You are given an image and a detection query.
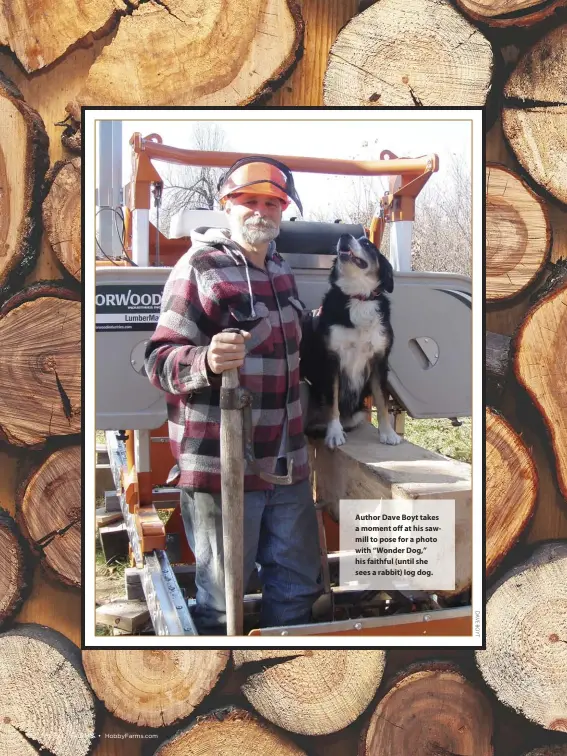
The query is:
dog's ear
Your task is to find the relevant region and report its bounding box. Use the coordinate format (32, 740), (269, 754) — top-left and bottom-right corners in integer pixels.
(329, 255), (339, 284)
(379, 253), (394, 293)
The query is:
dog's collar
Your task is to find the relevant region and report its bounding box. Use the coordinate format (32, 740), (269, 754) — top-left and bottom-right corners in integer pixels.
(352, 288), (382, 301)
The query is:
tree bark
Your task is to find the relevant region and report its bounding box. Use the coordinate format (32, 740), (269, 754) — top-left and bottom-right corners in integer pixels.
(60, 118), (82, 154)
(359, 660), (494, 755)
(476, 541), (567, 732)
(486, 408), (538, 576)
(0, 72), (49, 307)
(0, 0), (126, 72)
(241, 650), (386, 736)
(486, 164), (551, 302)
(522, 748), (567, 756)
(502, 24), (567, 207)
(81, 649), (229, 727)
(0, 507), (34, 630)
(0, 624), (97, 755)
(486, 331), (512, 399)
(513, 259), (567, 501)
(66, 0), (303, 117)
(155, 707), (307, 755)
(16, 445), (81, 588)
(43, 158), (82, 282)
(453, 0), (567, 27)
(0, 281), (81, 447)
(323, 0), (493, 107)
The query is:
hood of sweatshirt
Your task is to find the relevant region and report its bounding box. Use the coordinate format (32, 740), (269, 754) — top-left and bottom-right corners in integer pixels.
(189, 226), (277, 319)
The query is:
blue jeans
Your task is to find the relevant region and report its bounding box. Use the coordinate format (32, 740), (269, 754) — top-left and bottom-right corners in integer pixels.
(179, 458), (322, 634)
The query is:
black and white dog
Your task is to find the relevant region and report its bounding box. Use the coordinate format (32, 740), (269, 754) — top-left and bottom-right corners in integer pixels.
(300, 234), (402, 448)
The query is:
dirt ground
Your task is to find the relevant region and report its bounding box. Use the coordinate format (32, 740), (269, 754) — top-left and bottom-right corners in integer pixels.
(95, 564), (125, 606)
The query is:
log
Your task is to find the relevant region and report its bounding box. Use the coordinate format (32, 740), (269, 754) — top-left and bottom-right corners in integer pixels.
(476, 542), (567, 732)
(0, 507), (34, 630)
(323, 0), (493, 107)
(81, 649), (229, 727)
(514, 258), (567, 501)
(502, 24), (567, 207)
(0, 72), (49, 307)
(220, 361), (245, 636)
(486, 164), (551, 302)
(43, 158), (81, 282)
(16, 445), (81, 588)
(0, 282), (81, 446)
(486, 408), (538, 576)
(486, 331), (512, 399)
(0, 0), (125, 72)
(0, 623), (97, 755)
(453, 0), (567, 27)
(233, 650), (309, 669)
(155, 707), (307, 755)
(241, 650), (386, 735)
(359, 661), (494, 755)
(66, 0), (304, 117)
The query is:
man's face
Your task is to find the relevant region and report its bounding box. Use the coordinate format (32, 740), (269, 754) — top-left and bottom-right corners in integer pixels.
(225, 193), (283, 245)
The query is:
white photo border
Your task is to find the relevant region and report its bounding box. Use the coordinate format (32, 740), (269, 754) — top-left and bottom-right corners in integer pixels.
(84, 108), (483, 648)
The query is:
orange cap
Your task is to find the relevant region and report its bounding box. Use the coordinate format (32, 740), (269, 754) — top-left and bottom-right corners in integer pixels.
(218, 161), (291, 209)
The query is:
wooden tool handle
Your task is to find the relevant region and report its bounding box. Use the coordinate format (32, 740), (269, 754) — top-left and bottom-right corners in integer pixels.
(220, 363), (245, 636)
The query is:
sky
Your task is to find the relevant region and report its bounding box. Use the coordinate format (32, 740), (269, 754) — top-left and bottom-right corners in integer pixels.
(114, 117), (472, 222)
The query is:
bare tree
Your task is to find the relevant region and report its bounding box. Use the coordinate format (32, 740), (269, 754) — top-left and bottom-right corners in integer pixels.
(150, 123), (229, 236)
(411, 152), (471, 276)
(304, 144), (471, 277)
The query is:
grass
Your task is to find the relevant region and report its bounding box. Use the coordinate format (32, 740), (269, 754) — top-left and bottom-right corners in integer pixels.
(95, 519), (129, 637)
(371, 411), (472, 464)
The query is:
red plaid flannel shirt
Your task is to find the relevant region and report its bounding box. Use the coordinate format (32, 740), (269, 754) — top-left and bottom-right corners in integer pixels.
(144, 228), (310, 492)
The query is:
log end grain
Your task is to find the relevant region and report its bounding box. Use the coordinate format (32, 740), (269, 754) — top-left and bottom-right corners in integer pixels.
(66, 0), (305, 118)
(486, 163), (551, 302)
(0, 508), (34, 630)
(241, 649), (386, 736)
(502, 25), (567, 207)
(82, 649), (230, 727)
(16, 445), (82, 587)
(323, 0), (493, 107)
(43, 158), (81, 281)
(0, 624), (97, 756)
(476, 542), (567, 731)
(0, 71), (49, 307)
(360, 660), (494, 756)
(155, 706), (307, 755)
(486, 407), (538, 576)
(0, 284), (81, 446)
(512, 263), (567, 501)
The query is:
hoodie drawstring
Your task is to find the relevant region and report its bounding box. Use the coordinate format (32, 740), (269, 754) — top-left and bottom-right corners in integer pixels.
(244, 260), (256, 319)
(236, 240), (275, 319)
(189, 228), (276, 320)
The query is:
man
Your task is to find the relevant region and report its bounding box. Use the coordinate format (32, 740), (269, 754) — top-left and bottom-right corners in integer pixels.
(144, 156), (322, 635)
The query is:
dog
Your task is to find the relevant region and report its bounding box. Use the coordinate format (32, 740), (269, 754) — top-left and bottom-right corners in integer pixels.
(300, 233), (402, 449)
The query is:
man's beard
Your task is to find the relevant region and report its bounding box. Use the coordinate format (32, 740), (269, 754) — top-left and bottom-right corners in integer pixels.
(240, 217), (280, 245)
